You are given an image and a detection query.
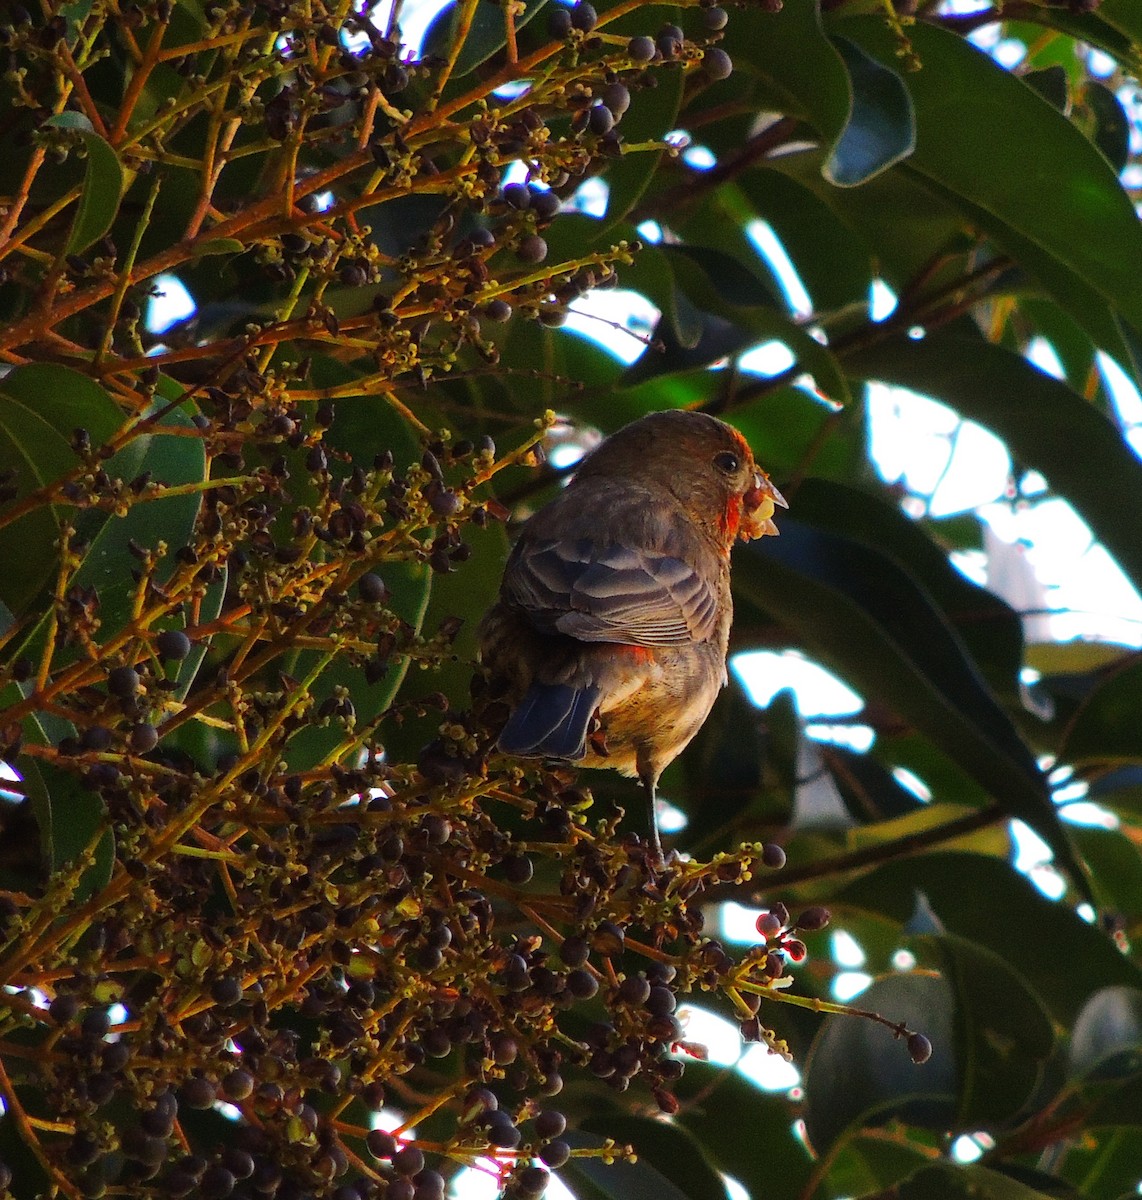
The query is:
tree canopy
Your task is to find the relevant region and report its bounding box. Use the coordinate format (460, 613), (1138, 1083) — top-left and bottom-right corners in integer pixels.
(2, 1), (1142, 1199)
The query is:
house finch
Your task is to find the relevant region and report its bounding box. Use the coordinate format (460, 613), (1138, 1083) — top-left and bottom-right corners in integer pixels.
(480, 410), (785, 863)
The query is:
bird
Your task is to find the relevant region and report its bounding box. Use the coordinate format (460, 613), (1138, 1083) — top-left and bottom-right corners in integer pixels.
(479, 410), (786, 864)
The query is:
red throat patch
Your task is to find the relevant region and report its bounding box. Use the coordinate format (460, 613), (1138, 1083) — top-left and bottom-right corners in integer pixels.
(718, 493), (743, 543)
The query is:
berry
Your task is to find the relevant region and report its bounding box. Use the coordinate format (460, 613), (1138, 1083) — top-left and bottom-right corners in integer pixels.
(108, 665), (140, 697)
(366, 1129), (397, 1160)
(703, 47), (733, 79)
(908, 1032), (933, 1064)
(548, 6), (572, 36)
(796, 905), (831, 932)
(393, 1145), (425, 1176)
(703, 5), (728, 29)
(761, 842), (787, 869)
(502, 182), (531, 209)
(358, 572), (387, 603)
(539, 1138), (571, 1168)
(517, 234), (548, 264)
(602, 82), (631, 117)
(129, 722), (159, 754)
(570, 2), (597, 30)
(588, 105), (614, 135)
(534, 1109), (566, 1139)
(156, 629), (192, 660)
(628, 35), (655, 61)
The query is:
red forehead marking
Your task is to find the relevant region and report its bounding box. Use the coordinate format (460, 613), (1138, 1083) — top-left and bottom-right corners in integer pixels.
(729, 427), (751, 460)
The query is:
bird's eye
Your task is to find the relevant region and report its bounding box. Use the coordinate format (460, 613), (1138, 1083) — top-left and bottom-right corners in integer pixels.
(714, 451), (740, 474)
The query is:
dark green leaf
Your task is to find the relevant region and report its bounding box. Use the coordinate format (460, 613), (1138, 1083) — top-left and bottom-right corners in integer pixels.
(918, 933), (1056, 1128)
(1081, 81), (1131, 174)
(23, 758), (114, 905)
(576, 1117), (729, 1200)
(824, 35), (916, 187)
(44, 112), (125, 255)
(822, 744), (926, 822)
(0, 365), (123, 615)
(674, 676), (769, 853)
(70, 412), (206, 644)
(645, 244), (852, 404)
(837, 853), (1142, 1024)
(673, 1062), (813, 1198)
(1023, 66), (1069, 112)
(900, 1162), (1065, 1200)
(832, 17), (1142, 336)
(735, 520), (1086, 893)
(786, 478), (1025, 703)
(736, 170), (871, 314)
(802, 971), (957, 1155)
(423, 0), (550, 77)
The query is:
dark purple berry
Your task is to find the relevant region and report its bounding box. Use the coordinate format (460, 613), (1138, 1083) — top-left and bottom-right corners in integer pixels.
(570, 2), (597, 30)
(908, 1032), (933, 1064)
(628, 35), (655, 61)
(703, 47), (733, 79)
(547, 7), (572, 36)
(517, 234), (548, 263)
(534, 1110), (566, 1139)
(156, 629), (192, 661)
(502, 182), (530, 209)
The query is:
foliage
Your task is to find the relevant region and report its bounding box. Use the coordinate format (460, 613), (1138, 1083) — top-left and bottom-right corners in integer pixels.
(1, 1), (1141, 1199)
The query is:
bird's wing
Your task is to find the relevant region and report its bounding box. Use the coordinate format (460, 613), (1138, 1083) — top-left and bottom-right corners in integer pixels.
(502, 537), (719, 646)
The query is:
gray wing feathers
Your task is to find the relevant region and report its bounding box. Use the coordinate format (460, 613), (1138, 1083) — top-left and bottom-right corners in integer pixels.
(503, 538), (717, 646)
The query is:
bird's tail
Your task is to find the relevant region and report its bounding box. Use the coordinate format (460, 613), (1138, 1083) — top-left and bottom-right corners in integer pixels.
(497, 683), (601, 760)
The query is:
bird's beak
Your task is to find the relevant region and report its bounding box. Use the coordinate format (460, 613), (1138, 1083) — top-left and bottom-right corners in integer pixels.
(740, 471), (787, 541)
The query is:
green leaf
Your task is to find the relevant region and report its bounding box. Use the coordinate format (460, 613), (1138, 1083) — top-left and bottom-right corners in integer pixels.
(574, 1117), (730, 1200)
(649, 244), (852, 404)
(0, 364), (123, 615)
(70, 411), (206, 644)
(844, 332), (1142, 603)
(786, 478), (1025, 703)
(1080, 81), (1131, 175)
(918, 934), (1056, 1128)
(23, 758), (114, 905)
(721, 0), (850, 148)
(735, 520), (1086, 893)
(1022, 66), (1069, 112)
(837, 853), (1142, 1024)
(45, 112), (125, 255)
(423, 0), (551, 77)
(824, 35), (916, 187)
(737, 170), (871, 314)
(900, 1162), (1066, 1200)
(673, 1062), (813, 1198)
(191, 236), (246, 258)
(802, 971), (957, 1155)
(828, 1133), (936, 1198)
(832, 17), (1142, 337)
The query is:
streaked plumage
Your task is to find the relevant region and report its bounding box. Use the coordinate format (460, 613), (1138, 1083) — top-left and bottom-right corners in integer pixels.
(480, 410), (784, 863)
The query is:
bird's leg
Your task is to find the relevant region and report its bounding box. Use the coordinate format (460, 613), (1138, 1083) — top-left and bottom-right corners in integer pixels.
(639, 770), (665, 870)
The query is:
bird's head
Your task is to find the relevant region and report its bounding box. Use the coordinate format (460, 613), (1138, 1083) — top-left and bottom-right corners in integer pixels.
(573, 410), (786, 548)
